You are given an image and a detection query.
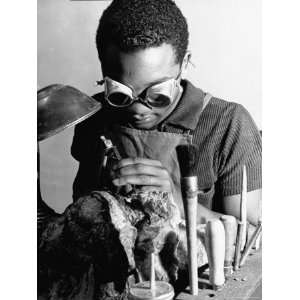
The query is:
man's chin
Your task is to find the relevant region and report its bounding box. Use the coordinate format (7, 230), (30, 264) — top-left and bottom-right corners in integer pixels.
(127, 120), (157, 130)
(125, 117), (159, 130)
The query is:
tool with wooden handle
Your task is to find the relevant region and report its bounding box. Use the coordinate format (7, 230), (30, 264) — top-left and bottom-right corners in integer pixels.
(205, 219), (226, 290)
(240, 165), (248, 251)
(233, 220), (244, 271)
(254, 231), (261, 250)
(233, 165), (248, 271)
(220, 215), (237, 277)
(128, 253), (174, 300)
(150, 252), (156, 295)
(240, 221), (262, 267)
(100, 135), (133, 195)
(176, 144), (199, 296)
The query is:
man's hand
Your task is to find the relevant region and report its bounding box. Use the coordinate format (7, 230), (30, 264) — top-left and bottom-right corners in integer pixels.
(110, 158), (173, 192)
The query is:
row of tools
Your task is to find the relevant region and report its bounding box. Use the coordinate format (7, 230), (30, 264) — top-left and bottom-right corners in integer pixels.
(177, 144), (262, 296)
(204, 209), (262, 292)
(128, 144), (262, 300)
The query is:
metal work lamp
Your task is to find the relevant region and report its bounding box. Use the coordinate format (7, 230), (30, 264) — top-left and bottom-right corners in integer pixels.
(37, 84), (101, 229)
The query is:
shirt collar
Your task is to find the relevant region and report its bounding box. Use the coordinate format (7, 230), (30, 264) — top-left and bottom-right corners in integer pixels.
(164, 79), (206, 130)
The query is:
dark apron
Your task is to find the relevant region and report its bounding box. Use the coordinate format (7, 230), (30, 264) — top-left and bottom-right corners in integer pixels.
(105, 125), (191, 217)
(104, 92), (213, 217)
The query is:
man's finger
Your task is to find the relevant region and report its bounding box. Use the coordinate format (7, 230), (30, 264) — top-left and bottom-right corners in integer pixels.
(112, 163), (169, 179)
(112, 158), (162, 170)
(112, 175), (172, 192)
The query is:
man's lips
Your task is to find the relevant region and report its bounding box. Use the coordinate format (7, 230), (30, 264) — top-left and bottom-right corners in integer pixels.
(131, 114), (153, 123)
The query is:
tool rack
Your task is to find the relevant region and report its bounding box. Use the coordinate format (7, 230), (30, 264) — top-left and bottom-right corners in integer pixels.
(176, 249), (261, 300)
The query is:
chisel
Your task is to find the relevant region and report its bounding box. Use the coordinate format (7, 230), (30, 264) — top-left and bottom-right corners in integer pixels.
(240, 221), (262, 267)
(240, 165), (248, 251)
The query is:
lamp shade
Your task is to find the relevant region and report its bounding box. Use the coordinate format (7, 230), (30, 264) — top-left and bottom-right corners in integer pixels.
(37, 84), (101, 141)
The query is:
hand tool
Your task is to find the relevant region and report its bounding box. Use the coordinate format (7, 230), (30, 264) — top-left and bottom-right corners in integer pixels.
(239, 221), (262, 267)
(150, 252), (156, 295)
(100, 135), (133, 195)
(240, 165), (248, 251)
(233, 220), (244, 271)
(128, 253), (174, 300)
(205, 219), (226, 290)
(176, 144), (199, 295)
(233, 166), (248, 270)
(220, 215), (237, 277)
(254, 232), (261, 250)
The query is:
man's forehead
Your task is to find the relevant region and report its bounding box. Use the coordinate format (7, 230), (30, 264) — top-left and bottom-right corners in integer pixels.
(101, 43), (180, 92)
(102, 43), (178, 66)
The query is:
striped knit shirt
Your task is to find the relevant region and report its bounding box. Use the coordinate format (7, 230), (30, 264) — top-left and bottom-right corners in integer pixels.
(71, 80), (262, 211)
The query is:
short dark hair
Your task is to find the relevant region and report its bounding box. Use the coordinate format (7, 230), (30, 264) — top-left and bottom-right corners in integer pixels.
(96, 0), (189, 64)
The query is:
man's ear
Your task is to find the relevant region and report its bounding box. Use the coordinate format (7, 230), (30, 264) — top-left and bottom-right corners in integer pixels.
(180, 51), (192, 78)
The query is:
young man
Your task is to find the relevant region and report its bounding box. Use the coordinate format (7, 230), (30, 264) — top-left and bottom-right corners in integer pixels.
(72, 0), (261, 226)
(38, 1), (261, 298)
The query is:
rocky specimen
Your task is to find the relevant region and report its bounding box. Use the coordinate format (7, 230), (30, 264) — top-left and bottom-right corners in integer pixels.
(38, 190), (207, 300)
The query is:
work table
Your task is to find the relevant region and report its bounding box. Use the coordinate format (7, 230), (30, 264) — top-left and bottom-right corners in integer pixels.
(176, 248), (261, 300)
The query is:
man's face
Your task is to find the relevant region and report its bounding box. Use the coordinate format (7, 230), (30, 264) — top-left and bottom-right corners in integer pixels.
(101, 43), (182, 129)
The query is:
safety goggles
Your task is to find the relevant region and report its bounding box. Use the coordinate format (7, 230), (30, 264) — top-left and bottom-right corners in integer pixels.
(100, 74), (182, 108)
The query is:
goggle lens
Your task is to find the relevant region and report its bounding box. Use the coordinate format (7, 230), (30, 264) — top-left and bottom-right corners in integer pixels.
(146, 94), (171, 107)
(107, 93), (132, 107)
(103, 77), (179, 108)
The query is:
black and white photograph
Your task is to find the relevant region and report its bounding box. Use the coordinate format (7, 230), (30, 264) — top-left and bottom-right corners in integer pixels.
(36, 1), (262, 299)
(4, 0), (300, 299)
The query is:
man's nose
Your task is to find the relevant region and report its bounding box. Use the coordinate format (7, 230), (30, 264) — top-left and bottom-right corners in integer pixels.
(127, 101), (152, 114)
